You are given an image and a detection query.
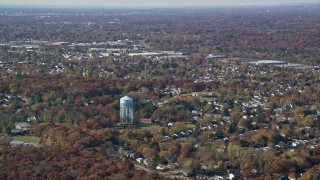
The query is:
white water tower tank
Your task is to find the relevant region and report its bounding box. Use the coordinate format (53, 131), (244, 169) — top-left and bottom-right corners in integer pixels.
(120, 96), (133, 124)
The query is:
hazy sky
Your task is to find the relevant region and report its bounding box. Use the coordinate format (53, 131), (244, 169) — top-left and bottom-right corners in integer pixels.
(1, 0), (319, 7)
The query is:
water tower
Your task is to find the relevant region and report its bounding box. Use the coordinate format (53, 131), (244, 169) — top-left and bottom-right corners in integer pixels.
(120, 96), (133, 124)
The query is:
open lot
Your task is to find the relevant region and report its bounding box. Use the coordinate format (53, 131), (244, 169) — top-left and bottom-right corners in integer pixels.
(135, 124), (163, 131)
(12, 136), (40, 145)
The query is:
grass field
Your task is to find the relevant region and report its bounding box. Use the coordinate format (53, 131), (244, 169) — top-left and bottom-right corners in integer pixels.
(135, 124), (163, 131)
(186, 123), (196, 129)
(115, 122), (195, 132)
(136, 122), (195, 131)
(200, 96), (217, 102)
(12, 136), (40, 145)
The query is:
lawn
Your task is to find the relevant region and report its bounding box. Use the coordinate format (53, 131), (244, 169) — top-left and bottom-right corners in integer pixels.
(186, 123), (196, 129)
(135, 124), (163, 131)
(200, 96), (217, 102)
(136, 122), (195, 131)
(12, 136), (40, 145)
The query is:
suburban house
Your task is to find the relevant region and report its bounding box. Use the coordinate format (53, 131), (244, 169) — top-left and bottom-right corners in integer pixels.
(15, 122), (31, 130)
(11, 122), (31, 135)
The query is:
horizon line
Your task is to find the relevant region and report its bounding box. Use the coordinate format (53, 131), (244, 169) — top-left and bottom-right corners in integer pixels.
(0, 2), (319, 9)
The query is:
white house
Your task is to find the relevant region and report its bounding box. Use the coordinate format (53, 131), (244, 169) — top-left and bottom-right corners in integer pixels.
(136, 158), (144, 164)
(15, 122), (30, 130)
(229, 173), (235, 179)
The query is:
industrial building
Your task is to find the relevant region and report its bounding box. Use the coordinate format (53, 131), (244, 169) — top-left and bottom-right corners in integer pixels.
(249, 60), (288, 65)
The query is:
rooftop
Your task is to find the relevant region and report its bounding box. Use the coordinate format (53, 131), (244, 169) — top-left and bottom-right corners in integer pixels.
(121, 95), (133, 101)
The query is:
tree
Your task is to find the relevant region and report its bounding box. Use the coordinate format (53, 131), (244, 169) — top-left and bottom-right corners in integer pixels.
(203, 104), (213, 114)
(183, 160), (196, 177)
(227, 142), (243, 164)
(228, 122), (238, 134)
(170, 122), (187, 134)
(180, 143), (193, 158)
(270, 134), (285, 145)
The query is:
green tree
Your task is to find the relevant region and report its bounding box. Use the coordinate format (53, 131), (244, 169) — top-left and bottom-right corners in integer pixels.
(228, 122), (238, 134)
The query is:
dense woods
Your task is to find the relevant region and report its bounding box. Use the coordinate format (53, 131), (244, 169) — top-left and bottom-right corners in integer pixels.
(0, 125), (165, 179)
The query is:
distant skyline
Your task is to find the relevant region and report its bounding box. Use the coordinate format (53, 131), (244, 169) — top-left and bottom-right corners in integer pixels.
(1, 0), (319, 7)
